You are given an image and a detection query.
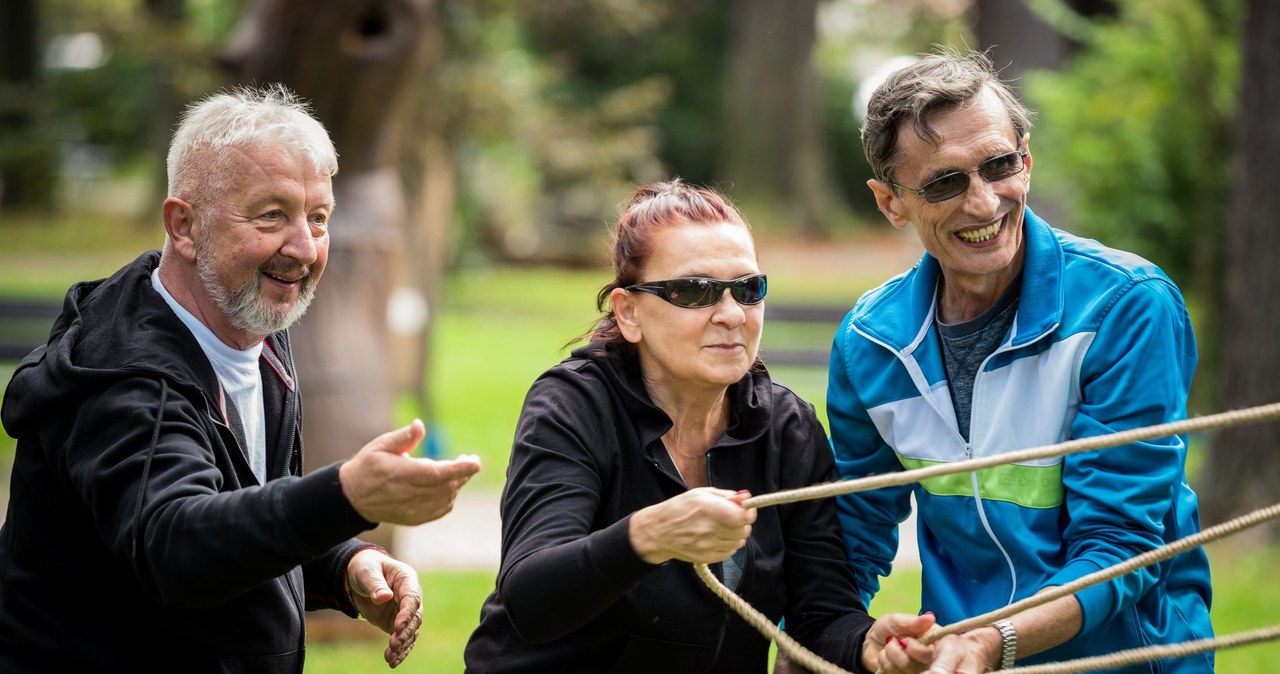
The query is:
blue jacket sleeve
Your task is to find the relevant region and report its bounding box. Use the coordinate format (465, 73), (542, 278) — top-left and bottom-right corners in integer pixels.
(1048, 277), (1198, 633)
(827, 315), (914, 608)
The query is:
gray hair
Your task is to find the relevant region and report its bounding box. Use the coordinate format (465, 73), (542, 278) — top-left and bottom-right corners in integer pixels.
(166, 84), (338, 203)
(861, 48), (1034, 186)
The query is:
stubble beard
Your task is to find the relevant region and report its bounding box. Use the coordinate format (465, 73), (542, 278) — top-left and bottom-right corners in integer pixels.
(196, 235), (318, 338)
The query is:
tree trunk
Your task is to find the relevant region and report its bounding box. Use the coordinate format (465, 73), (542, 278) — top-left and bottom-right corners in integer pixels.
(1199, 0), (1280, 530)
(220, 0), (438, 549)
(0, 0), (57, 210)
(142, 0), (188, 215)
(718, 0), (826, 235)
(973, 0), (1072, 80)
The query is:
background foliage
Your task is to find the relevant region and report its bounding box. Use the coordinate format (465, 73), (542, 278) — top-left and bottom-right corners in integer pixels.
(3, 0), (1277, 670)
(1024, 0), (1241, 344)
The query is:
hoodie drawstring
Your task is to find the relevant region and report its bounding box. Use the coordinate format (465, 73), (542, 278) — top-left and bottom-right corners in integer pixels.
(130, 378), (168, 561)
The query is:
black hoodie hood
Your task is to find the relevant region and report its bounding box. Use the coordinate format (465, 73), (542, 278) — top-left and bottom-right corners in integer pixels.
(2, 251), (220, 439)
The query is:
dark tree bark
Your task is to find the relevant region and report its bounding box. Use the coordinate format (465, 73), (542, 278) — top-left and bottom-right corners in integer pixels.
(1199, 0), (1280, 530)
(973, 0), (1072, 82)
(718, 0), (826, 236)
(0, 0), (57, 210)
(220, 0), (438, 549)
(142, 0), (188, 209)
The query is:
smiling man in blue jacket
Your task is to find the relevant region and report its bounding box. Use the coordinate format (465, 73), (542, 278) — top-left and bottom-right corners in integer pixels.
(827, 50), (1213, 673)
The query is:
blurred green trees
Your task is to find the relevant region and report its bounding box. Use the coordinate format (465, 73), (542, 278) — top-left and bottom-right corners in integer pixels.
(3, 0), (1267, 417)
(1022, 0), (1243, 414)
(1024, 0), (1242, 298)
(1, 0), (972, 250)
(0, 0), (240, 212)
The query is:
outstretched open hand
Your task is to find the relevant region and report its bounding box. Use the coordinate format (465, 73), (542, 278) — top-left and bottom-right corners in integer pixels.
(340, 419), (482, 526)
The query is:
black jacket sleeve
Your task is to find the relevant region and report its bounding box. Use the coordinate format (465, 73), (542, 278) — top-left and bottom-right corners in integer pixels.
(61, 376), (374, 608)
(773, 392), (876, 669)
(494, 373), (659, 642)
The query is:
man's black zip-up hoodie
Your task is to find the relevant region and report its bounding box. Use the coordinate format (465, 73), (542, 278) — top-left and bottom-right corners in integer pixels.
(464, 343), (875, 673)
(0, 251), (376, 673)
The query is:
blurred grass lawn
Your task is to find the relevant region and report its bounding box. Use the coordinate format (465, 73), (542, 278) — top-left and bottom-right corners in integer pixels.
(0, 217), (1276, 671)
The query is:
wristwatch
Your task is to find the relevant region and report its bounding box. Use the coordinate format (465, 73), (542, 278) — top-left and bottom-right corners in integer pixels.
(992, 619), (1017, 670)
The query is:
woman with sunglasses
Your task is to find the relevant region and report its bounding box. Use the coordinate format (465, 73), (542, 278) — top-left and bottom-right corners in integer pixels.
(464, 180), (932, 673)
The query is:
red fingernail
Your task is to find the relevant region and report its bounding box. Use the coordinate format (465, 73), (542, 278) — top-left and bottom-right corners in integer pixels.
(885, 636), (894, 645)
(924, 610), (935, 616)
(898, 638), (909, 649)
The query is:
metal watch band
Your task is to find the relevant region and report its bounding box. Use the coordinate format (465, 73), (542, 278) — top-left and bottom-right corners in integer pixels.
(992, 619), (1017, 670)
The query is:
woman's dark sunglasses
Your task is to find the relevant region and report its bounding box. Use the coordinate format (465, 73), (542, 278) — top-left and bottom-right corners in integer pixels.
(625, 274), (768, 309)
(889, 150), (1028, 203)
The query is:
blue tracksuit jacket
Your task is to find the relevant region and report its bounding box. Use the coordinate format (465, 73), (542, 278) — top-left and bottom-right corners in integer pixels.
(827, 207), (1213, 672)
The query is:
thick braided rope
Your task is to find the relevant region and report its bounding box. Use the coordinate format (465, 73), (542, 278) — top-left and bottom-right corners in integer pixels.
(925, 502), (1280, 641)
(697, 503), (1280, 674)
(1003, 624), (1280, 674)
(693, 562), (854, 674)
(690, 401), (1280, 673)
(741, 402), (1280, 510)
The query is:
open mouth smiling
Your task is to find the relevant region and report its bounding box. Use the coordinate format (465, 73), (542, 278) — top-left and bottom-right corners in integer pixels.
(955, 213), (1006, 244)
(262, 269), (308, 286)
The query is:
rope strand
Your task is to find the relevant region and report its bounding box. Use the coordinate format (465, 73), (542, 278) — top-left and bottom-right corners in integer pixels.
(742, 402), (1280, 510)
(925, 502), (1280, 641)
(1003, 625), (1280, 674)
(694, 563), (855, 674)
(688, 401), (1280, 674)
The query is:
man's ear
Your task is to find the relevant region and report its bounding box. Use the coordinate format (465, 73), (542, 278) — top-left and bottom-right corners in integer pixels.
(1021, 133), (1033, 189)
(163, 197), (199, 262)
(867, 179), (911, 230)
(611, 287), (643, 344)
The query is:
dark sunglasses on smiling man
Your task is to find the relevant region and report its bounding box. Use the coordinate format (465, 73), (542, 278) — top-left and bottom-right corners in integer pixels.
(625, 274), (768, 309)
(888, 150), (1028, 203)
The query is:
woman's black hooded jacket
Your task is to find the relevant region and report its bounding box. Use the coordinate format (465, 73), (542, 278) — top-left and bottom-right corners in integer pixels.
(464, 343), (875, 673)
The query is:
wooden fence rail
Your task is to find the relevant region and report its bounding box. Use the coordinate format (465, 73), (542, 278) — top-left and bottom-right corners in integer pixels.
(0, 298), (61, 361)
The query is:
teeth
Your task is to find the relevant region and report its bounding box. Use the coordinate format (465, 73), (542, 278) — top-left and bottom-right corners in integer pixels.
(264, 268), (307, 283)
(956, 220), (1001, 243)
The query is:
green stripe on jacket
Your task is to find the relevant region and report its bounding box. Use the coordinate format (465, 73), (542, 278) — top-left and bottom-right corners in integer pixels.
(899, 457), (1064, 508)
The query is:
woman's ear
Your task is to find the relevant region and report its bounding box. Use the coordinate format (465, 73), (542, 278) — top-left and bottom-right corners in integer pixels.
(611, 287), (643, 344)
(163, 197), (200, 262)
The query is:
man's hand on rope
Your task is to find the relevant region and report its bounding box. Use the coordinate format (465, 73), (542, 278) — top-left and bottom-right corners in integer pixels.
(862, 612), (938, 673)
(629, 488), (757, 565)
(907, 627), (1002, 674)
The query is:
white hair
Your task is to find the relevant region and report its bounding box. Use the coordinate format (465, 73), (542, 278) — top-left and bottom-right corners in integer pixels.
(166, 84), (338, 202)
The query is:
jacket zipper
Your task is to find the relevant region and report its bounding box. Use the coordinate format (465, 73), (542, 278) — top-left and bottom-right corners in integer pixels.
(968, 344), (1020, 605)
(853, 282), (1064, 611)
(279, 331), (306, 665)
(706, 449), (730, 666)
(280, 332), (299, 479)
(970, 467), (1019, 604)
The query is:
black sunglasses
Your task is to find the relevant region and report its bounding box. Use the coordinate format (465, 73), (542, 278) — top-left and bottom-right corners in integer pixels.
(625, 274), (768, 309)
(889, 150), (1028, 203)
